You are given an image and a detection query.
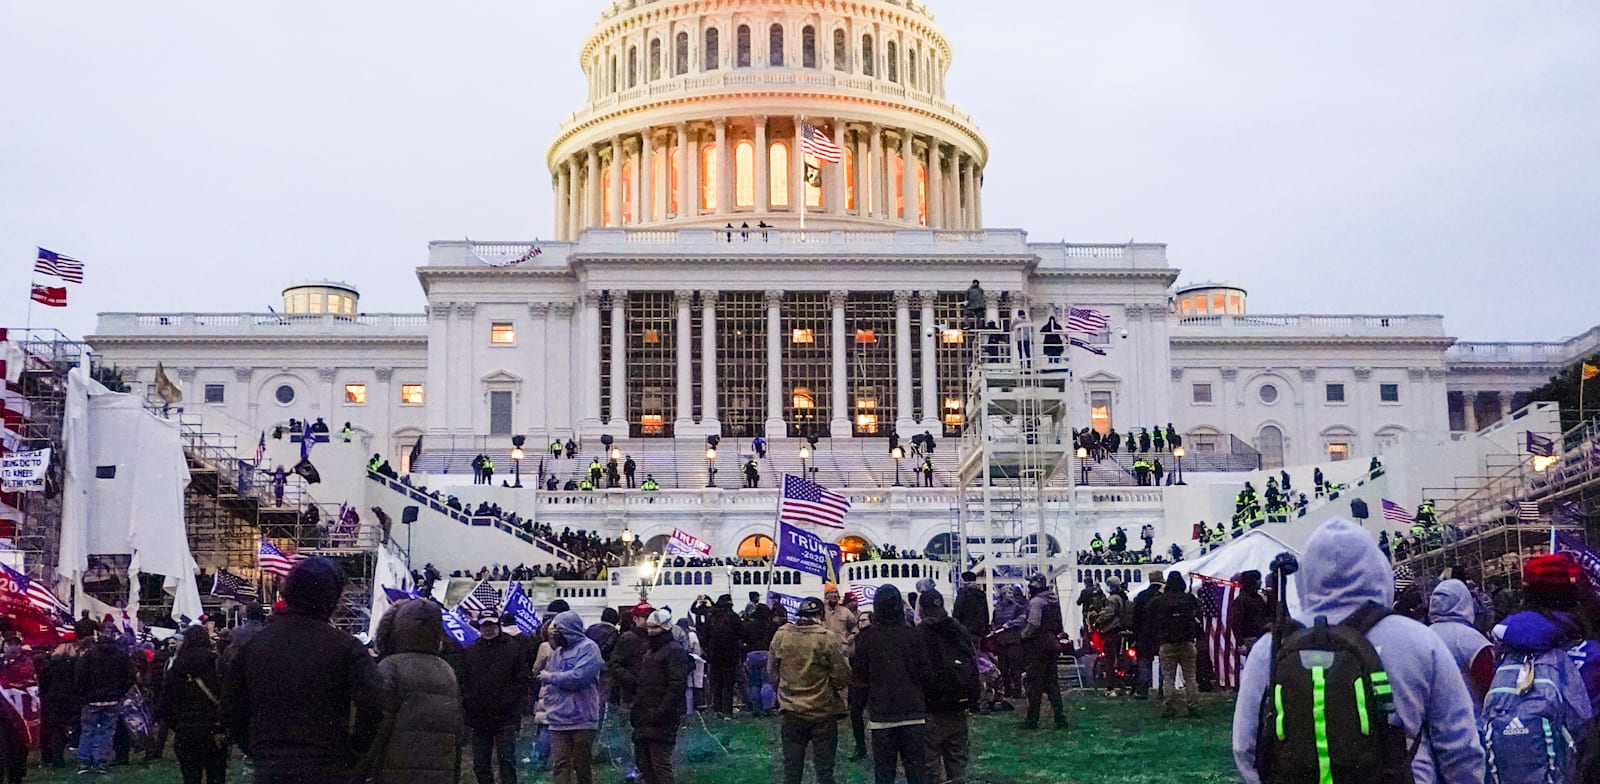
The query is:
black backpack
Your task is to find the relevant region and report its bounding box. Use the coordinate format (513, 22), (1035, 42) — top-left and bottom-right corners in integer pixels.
(1255, 603), (1421, 784)
(923, 623), (981, 710)
(1159, 595), (1200, 645)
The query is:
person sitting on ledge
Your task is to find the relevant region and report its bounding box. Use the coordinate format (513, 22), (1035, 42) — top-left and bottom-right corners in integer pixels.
(641, 475), (660, 492)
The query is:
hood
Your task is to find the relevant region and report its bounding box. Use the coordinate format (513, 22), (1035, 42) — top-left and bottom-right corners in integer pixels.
(1496, 610), (1582, 653)
(282, 557), (346, 620)
(1297, 518), (1392, 624)
(1428, 580), (1476, 627)
(1032, 589), (1059, 604)
(874, 584), (907, 625)
(550, 610), (587, 640)
(379, 599), (445, 655)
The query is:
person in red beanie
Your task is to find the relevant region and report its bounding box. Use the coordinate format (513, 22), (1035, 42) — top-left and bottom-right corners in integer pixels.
(1492, 553), (1600, 716)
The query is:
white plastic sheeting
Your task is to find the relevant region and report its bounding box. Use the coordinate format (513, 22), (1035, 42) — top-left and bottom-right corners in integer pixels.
(61, 368), (203, 623)
(366, 539), (414, 642)
(1168, 529), (1304, 617)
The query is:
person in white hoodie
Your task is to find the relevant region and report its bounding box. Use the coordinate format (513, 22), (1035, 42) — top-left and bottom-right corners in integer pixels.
(1232, 518), (1484, 784)
(1426, 579), (1494, 714)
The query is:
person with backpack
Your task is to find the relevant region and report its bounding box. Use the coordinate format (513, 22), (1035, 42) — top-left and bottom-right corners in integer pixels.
(1426, 579), (1494, 714)
(1129, 570), (1166, 700)
(158, 626), (228, 784)
(769, 597), (851, 784)
(1020, 573), (1067, 730)
(853, 585), (935, 784)
(1232, 518), (1484, 784)
(917, 589), (979, 784)
(1482, 554), (1600, 783)
(1148, 572), (1202, 719)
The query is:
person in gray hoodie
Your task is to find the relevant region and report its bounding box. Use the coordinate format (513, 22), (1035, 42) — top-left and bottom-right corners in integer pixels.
(1427, 579), (1494, 714)
(1231, 518), (1485, 784)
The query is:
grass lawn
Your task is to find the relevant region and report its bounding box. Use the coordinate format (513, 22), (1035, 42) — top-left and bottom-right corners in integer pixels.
(26, 693), (1237, 784)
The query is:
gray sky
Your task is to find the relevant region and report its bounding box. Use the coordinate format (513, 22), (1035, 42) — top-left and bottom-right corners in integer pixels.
(2, 1), (1596, 343)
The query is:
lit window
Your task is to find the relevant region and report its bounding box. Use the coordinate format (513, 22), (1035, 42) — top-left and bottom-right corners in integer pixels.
(943, 398), (963, 428)
(735, 140), (755, 207)
(491, 322), (516, 345)
(344, 384), (367, 405)
(1380, 383), (1400, 403)
(792, 388), (815, 409)
(641, 414), (665, 435)
(770, 142), (789, 207)
(701, 145), (718, 210)
(855, 329), (876, 344)
(643, 328), (661, 344)
(1212, 294), (1225, 312)
(1090, 391), (1113, 434)
(1180, 299), (1194, 315)
(940, 328), (965, 344)
(400, 384), (424, 405)
(1326, 383), (1346, 403)
(1228, 295), (1241, 313)
(204, 384), (225, 404)
(855, 413), (879, 433)
(791, 328), (815, 344)
(1192, 383), (1213, 404)
(1327, 442), (1350, 462)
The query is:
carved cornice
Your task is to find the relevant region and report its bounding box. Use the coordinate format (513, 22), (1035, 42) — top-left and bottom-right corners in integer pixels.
(233, 366), (253, 383)
(828, 290), (849, 309)
(1353, 367), (1373, 380)
(765, 289), (785, 307)
(317, 366), (337, 381)
(674, 289), (696, 306)
(430, 302), (454, 318)
(550, 301), (577, 318)
(701, 290), (720, 307)
(1299, 367), (1317, 381)
(375, 366), (394, 382)
(174, 366), (196, 381)
(1220, 367), (1239, 381)
(1408, 367), (1428, 380)
(1170, 367), (1184, 381)
(893, 290), (913, 308)
(530, 303), (551, 319)
(454, 302), (477, 318)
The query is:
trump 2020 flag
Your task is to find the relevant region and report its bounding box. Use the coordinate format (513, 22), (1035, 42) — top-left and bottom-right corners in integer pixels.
(441, 605), (480, 646)
(1554, 531), (1600, 588)
(774, 520), (842, 581)
(767, 592), (805, 620)
(503, 581), (541, 635)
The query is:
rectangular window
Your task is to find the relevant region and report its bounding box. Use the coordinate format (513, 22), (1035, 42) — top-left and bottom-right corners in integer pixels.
(490, 322), (516, 345)
(1325, 383), (1346, 403)
(1192, 383), (1213, 404)
(1380, 383), (1400, 403)
(791, 328), (815, 344)
(1327, 442), (1350, 462)
(855, 328), (876, 344)
(400, 384), (424, 405)
(489, 390), (512, 435)
(1089, 391), (1113, 434)
(344, 384), (368, 405)
(203, 384), (225, 404)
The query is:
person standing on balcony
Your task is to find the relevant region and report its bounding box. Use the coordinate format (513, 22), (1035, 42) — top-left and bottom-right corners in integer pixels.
(1010, 309), (1033, 367)
(551, 439), (564, 460)
(623, 455), (637, 489)
(963, 281), (985, 327)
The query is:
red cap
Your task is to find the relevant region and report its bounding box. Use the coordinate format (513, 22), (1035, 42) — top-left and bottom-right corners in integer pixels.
(632, 601), (654, 617)
(1524, 554), (1584, 598)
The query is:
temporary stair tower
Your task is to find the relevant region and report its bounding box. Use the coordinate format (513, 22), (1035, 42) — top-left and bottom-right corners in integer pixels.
(955, 328), (1075, 601)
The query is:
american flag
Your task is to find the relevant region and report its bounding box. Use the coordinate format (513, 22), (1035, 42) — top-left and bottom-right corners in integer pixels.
(1393, 563), (1416, 592)
(34, 248), (85, 284)
(1064, 307), (1110, 335)
(1527, 431), (1556, 458)
(456, 580), (502, 617)
(1196, 575), (1241, 689)
(253, 432), (266, 467)
(258, 539), (300, 577)
(848, 583), (879, 605)
(780, 474), (851, 529)
(210, 569), (258, 602)
(1068, 336), (1107, 357)
(1381, 499), (1410, 524)
(800, 123), (843, 163)
(1518, 501), (1541, 523)
(0, 562), (69, 617)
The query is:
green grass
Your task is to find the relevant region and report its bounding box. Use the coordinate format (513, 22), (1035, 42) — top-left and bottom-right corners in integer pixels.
(28, 694), (1237, 784)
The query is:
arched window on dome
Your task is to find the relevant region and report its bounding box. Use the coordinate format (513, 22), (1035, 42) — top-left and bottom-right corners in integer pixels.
(833, 29), (847, 71)
(620, 158), (634, 224)
(892, 155), (904, 218)
(609, 55), (618, 93)
(917, 161), (927, 226)
(704, 28), (720, 71)
(807, 151), (823, 209)
(886, 41), (898, 83)
(601, 164), (613, 226)
(908, 47), (918, 88)
(769, 141), (789, 208)
(736, 25), (751, 68)
(669, 146), (680, 216)
(701, 144), (718, 211)
(861, 34), (875, 77)
(769, 24), (784, 67)
(649, 38), (662, 81)
(802, 26), (817, 69)
(844, 145), (856, 211)
(675, 32), (689, 75)
(628, 45), (638, 88)
(735, 140), (755, 208)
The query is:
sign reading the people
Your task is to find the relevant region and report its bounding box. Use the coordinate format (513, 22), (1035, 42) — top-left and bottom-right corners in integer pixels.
(775, 521), (842, 581)
(0, 448), (49, 493)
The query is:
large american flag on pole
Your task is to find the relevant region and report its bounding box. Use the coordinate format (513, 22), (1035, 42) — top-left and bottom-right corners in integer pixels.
(800, 123), (843, 163)
(258, 539), (300, 577)
(1065, 307), (1111, 335)
(1196, 575), (1242, 689)
(1518, 501), (1542, 523)
(1381, 499), (1410, 524)
(0, 562), (68, 617)
(780, 474), (851, 529)
(456, 580), (502, 619)
(34, 248), (85, 284)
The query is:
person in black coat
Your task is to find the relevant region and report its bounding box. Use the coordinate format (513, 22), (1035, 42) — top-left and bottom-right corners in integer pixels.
(701, 595), (743, 715)
(951, 572), (990, 640)
(74, 620), (135, 774)
(36, 638), (82, 769)
(159, 626), (228, 784)
(458, 617), (532, 784)
(853, 585), (935, 784)
(607, 605), (653, 707)
(1129, 571), (1166, 699)
(222, 557), (384, 784)
(631, 610), (690, 784)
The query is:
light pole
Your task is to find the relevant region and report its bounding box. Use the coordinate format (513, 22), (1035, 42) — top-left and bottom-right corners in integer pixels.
(891, 445), (905, 487)
(621, 528), (635, 566)
(1076, 446), (1090, 485)
(705, 446), (718, 487)
(510, 435), (525, 488)
(1173, 446), (1187, 485)
(799, 444), (811, 481)
(637, 556), (657, 601)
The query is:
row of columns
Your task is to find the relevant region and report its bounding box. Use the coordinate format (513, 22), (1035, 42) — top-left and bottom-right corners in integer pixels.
(586, 289), (980, 436)
(554, 119), (984, 240)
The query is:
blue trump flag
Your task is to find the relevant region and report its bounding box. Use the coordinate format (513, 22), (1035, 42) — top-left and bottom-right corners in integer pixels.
(384, 586), (421, 603)
(504, 581), (541, 634)
(1554, 531), (1600, 588)
(441, 605), (480, 645)
(768, 592), (806, 620)
(774, 520), (842, 581)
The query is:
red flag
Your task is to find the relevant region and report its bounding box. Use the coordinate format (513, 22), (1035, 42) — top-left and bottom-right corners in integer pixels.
(28, 285), (65, 308)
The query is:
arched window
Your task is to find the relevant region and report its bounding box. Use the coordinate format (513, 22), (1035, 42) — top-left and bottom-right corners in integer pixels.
(675, 31), (689, 75)
(649, 38), (662, 81)
(833, 29), (847, 71)
(925, 532), (956, 561)
(609, 55), (618, 92)
(916, 161), (927, 225)
(704, 28), (720, 71)
(769, 141), (789, 207)
(839, 535), (871, 562)
(769, 24), (784, 66)
(844, 145), (856, 211)
(908, 47), (918, 88)
(701, 144), (718, 211)
(738, 534), (774, 559)
(802, 26), (817, 68)
(892, 154), (904, 218)
(735, 140), (755, 208)
(669, 147), (680, 216)
(1259, 425), (1285, 470)
(628, 45), (638, 87)
(861, 35), (875, 76)
(736, 25), (752, 68)
(807, 149), (823, 208)
(601, 164), (613, 225)
(620, 158), (634, 224)
(886, 41), (898, 82)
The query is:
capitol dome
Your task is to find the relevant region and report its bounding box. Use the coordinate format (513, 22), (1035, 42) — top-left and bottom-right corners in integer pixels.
(548, 0), (989, 239)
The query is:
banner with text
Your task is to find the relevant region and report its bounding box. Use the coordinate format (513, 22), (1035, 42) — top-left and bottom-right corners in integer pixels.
(774, 521), (842, 581)
(667, 527), (713, 558)
(768, 592), (805, 620)
(0, 448), (49, 493)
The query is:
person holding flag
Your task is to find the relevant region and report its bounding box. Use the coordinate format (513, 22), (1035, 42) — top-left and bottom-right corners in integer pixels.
(459, 611), (531, 784)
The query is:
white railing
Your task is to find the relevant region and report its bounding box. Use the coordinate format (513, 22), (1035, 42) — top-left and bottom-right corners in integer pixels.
(1173, 314), (1447, 337)
(560, 227), (1029, 256)
(97, 312), (429, 337)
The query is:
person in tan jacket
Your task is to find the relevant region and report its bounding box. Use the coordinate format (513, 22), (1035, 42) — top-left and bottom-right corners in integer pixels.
(768, 597), (851, 784)
(822, 584), (859, 657)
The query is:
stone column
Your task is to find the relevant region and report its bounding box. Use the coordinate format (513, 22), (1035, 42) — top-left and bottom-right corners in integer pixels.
(927, 141), (943, 229)
(556, 165), (571, 241)
(581, 291), (603, 427)
(529, 303), (550, 438)
(869, 125), (885, 219)
(675, 124), (689, 219)
(790, 117), (805, 217)
(548, 301), (575, 436)
(765, 290), (785, 438)
(674, 290), (694, 430)
(585, 147), (601, 230)
(830, 290), (851, 437)
(919, 290), (938, 426)
(894, 290), (914, 432)
(701, 291), (719, 429)
(714, 119), (730, 216)
(609, 291), (628, 429)
(961, 159), (976, 229)
(830, 120), (847, 215)
(1463, 392), (1478, 433)
(973, 165), (983, 226)
(607, 137), (623, 227)
(946, 147), (961, 229)
(984, 291), (1000, 326)
(901, 130), (919, 225)
(686, 125), (700, 218)
(568, 159), (583, 239)
(754, 115), (769, 213)
(638, 131), (653, 224)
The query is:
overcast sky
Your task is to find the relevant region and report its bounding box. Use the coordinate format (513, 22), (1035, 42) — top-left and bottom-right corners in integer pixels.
(2, 1), (1596, 343)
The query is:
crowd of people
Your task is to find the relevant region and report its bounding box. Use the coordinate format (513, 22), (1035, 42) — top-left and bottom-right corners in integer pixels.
(1077, 524), (1184, 565)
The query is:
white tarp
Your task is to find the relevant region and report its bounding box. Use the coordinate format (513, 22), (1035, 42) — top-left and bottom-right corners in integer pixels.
(0, 448), (50, 493)
(1169, 529), (1304, 617)
(61, 368), (203, 623)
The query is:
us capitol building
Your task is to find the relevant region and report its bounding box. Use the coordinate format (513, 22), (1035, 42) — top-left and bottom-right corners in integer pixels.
(86, 0), (1598, 571)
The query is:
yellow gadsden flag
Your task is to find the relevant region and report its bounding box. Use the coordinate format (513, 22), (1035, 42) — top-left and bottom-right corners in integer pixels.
(154, 362), (183, 405)
(1584, 363), (1599, 381)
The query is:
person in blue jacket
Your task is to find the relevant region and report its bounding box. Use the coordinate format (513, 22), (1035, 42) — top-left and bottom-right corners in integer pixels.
(1231, 518), (1485, 784)
(539, 611), (603, 784)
